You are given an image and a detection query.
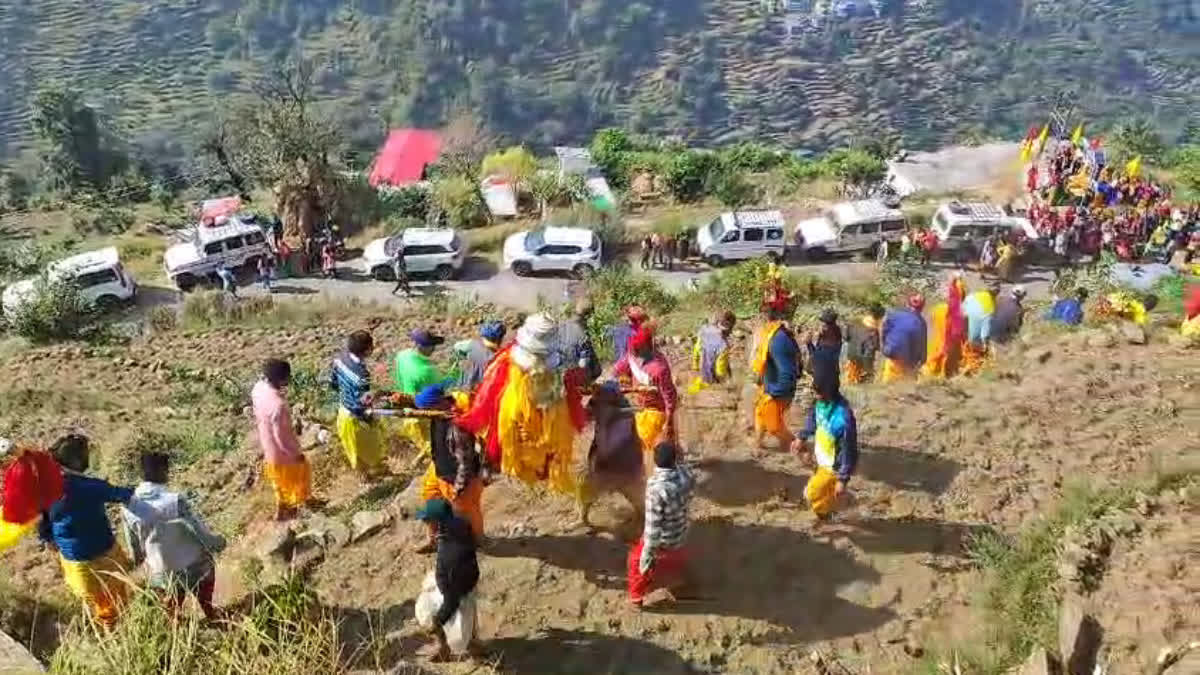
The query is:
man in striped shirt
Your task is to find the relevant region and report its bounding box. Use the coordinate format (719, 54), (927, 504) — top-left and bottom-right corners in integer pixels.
(330, 330), (386, 477)
(627, 441), (695, 607)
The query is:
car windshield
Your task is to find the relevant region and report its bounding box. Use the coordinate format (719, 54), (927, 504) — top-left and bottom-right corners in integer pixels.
(525, 229), (546, 251)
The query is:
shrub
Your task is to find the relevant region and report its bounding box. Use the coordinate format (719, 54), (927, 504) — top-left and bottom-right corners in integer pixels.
(481, 146), (538, 189)
(431, 175), (488, 229)
(70, 204), (135, 235)
(2, 275), (96, 342)
(380, 185), (430, 222)
(114, 425), (239, 481)
(179, 291), (276, 330)
(50, 576), (344, 675)
(664, 150), (721, 203)
(822, 148), (886, 186)
(590, 128), (633, 188)
(710, 168), (761, 213)
(719, 142), (784, 172)
(0, 240), (68, 282)
(584, 267), (678, 360)
(0, 170), (32, 213)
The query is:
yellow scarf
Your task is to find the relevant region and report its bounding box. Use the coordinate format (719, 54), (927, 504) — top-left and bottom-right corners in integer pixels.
(751, 322), (783, 378)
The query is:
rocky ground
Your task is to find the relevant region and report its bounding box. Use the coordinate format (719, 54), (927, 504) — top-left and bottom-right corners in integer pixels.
(1, 304), (1197, 674)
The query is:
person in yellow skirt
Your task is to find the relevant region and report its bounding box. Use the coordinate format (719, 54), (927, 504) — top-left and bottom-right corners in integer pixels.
(923, 275), (966, 379)
(614, 324), (679, 456)
(251, 358), (319, 520)
(688, 311), (735, 394)
(880, 295), (928, 383)
(331, 331), (386, 478)
(796, 372), (859, 527)
(413, 383), (485, 551)
(961, 284), (999, 376)
(38, 435), (135, 627)
(456, 313), (587, 497)
(751, 281), (802, 451)
(843, 304), (884, 384)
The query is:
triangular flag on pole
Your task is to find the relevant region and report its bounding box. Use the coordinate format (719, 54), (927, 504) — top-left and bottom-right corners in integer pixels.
(1125, 156), (1142, 178)
(1071, 124), (1084, 146)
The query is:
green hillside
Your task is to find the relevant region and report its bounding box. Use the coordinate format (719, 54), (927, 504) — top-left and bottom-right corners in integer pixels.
(1, 0), (1199, 159)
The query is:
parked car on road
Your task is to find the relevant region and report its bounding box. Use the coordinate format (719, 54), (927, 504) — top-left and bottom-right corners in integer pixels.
(362, 228), (467, 281)
(2, 247), (137, 316)
(694, 210), (787, 267)
(793, 199), (906, 259)
(164, 219), (271, 291)
(503, 226), (602, 278)
(930, 201), (1037, 253)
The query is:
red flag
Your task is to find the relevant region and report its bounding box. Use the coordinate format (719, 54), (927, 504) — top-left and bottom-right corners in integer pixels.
(1090, 137), (1103, 150)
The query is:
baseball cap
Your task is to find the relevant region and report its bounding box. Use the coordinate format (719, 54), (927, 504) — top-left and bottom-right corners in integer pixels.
(415, 497), (453, 522)
(410, 329), (445, 348)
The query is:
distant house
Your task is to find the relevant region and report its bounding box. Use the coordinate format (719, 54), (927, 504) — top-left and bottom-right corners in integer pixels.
(368, 129), (442, 188)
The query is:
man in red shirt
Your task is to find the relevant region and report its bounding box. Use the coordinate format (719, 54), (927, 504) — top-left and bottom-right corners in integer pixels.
(613, 325), (679, 463)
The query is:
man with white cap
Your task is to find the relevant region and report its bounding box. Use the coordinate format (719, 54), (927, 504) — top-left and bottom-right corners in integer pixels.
(457, 313), (587, 497)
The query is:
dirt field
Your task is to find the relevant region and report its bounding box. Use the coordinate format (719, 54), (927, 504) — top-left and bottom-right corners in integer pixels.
(1, 306), (1198, 674)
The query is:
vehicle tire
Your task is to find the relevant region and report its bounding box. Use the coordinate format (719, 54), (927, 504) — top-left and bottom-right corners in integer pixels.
(764, 250), (781, 263)
(371, 266), (395, 282)
(435, 264), (455, 281)
(706, 254), (725, 268)
(571, 263), (595, 279)
(512, 261), (533, 277)
(806, 247), (828, 262)
(175, 275), (198, 292)
(94, 295), (120, 312)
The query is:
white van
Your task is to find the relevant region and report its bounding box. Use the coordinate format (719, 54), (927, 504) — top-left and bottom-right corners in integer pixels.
(164, 219), (272, 291)
(362, 228), (467, 281)
(793, 199), (906, 258)
(695, 210), (787, 267)
(2, 247), (137, 316)
(930, 201), (1035, 251)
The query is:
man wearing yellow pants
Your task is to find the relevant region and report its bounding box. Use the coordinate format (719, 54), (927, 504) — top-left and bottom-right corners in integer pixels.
(252, 358), (317, 520)
(751, 283), (801, 451)
(331, 331), (386, 477)
(38, 435), (135, 627)
(614, 325), (679, 459)
(796, 373), (859, 526)
(413, 384), (485, 552)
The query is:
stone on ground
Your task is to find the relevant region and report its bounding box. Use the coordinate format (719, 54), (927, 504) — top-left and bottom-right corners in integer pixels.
(350, 510), (393, 542)
(0, 629), (43, 673)
(1059, 594), (1102, 675)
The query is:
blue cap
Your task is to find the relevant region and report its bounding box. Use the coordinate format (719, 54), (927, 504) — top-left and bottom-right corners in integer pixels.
(480, 320), (506, 343)
(415, 382), (450, 409)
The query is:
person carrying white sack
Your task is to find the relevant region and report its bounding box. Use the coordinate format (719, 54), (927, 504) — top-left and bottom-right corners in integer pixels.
(414, 497), (479, 660)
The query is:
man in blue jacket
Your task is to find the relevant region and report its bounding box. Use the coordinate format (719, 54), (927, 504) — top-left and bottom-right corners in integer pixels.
(880, 295), (928, 382)
(39, 434), (135, 627)
(1046, 287), (1088, 326)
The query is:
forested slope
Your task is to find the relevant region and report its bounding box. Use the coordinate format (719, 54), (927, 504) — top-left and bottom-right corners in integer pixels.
(1, 0), (1198, 159)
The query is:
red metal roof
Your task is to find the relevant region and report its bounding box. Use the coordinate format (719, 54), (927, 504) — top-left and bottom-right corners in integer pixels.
(368, 129), (442, 187)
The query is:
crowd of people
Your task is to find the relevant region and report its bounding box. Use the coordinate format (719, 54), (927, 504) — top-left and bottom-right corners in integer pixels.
(2, 253), (1197, 663)
(1025, 140), (1200, 265)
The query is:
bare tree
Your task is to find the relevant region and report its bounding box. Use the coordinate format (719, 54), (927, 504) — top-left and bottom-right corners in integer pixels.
(438, 112), (496, 180)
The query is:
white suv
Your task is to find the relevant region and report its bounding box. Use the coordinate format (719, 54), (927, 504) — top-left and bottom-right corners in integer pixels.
(2, 247), (137, 315)
(164, 218), (272, 291)
(502, 226), (602, 278)
(362, 228), (467, 281)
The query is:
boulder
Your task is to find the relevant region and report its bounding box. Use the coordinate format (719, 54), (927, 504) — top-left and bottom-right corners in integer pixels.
(298, 515), (351, 550)
(1084, 329), (1117, 349)
(1059, 595), (1102, 675)
(1118, 322), (1147, 345)
(350, 510), (393, 542)
(389, 475), (426, 519)
(0, 628), (44, 673)
(1017, 647), (1060, 675)
(255, 523), (296, 562)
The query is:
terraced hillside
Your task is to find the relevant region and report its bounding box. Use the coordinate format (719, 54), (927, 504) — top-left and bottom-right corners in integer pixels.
(1, 0), (1198, 158)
